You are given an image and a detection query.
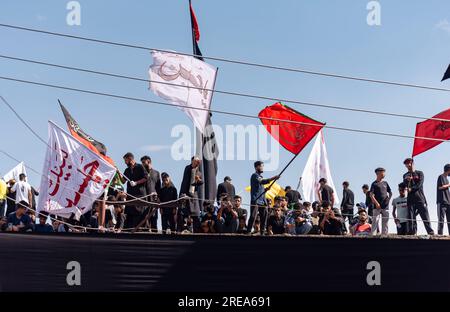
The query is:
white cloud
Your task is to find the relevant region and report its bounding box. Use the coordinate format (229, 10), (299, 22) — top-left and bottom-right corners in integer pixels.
(436, 19), (450, 34)
(140, 145), (171, 152)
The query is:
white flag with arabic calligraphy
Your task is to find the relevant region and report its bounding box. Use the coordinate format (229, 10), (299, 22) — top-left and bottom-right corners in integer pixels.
(148, 50), (217, 133)
(301, 131), (339, 205)
(37, 121), (116, 219)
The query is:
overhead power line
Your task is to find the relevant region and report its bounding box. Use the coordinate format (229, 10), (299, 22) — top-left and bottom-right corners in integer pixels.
(0, 74), (449, 143)
(1, 54), (450, 123)
(1, 23), (450, 93)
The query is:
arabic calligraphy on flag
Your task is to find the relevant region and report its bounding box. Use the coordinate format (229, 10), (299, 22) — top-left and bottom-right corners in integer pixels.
(148, 50), (217, 133)
(37, 121), (116, 219)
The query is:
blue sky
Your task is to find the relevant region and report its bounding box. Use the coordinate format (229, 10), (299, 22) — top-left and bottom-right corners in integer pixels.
(1, 0), (450, 233)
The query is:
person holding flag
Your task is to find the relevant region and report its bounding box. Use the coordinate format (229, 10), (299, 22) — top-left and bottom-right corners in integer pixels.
(250, 102), (325, 234)
(247, 161), (279, 235)
(403, 158), (434, 235)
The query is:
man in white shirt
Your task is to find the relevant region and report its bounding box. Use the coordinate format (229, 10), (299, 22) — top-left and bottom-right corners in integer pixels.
(392, 183), (410, 235)
(11, 173), (32, 206)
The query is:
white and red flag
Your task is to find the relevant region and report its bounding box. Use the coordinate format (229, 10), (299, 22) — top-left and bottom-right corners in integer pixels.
(37, 121), (116, 219)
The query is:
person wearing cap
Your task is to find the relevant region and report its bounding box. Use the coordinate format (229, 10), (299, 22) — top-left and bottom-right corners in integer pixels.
(247, 160), (280, 235)
(216, 176), (235, 205)
(392, 183), (409, 235)
(403, 158), (434, 235)
(369, 168), (392, 235)
(436, 164), (450, 235)
(6, 200), (33, 232)
(10, 173), (32, 206)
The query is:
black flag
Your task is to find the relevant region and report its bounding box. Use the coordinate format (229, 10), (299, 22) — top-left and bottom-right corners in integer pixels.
(189, 0), (218, 202)
(442, 64), (450, 82)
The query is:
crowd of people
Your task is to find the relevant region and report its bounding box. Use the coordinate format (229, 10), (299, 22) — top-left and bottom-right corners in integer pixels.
(1, 154), (450, 237)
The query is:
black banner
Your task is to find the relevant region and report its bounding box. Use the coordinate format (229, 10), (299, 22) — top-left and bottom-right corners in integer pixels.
(0, 233), (449, 292)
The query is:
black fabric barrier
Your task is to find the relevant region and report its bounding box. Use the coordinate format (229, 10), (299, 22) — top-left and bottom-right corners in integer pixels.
(0, 233), (449, 292)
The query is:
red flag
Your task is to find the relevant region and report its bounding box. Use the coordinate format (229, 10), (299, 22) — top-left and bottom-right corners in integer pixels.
(190, 1), (200, 42)
(259, 102), (325, 155)
(412, 108), (450, 157)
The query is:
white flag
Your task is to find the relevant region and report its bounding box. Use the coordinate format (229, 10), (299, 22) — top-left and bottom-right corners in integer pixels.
(3, 162), (27, 182)
(149, 50), (217, 133)
(37, 121), (116, 219)
(301, 131), (339, 205)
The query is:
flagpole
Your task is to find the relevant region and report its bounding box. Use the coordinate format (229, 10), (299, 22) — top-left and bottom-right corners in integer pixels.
(253, 152), (300, 203)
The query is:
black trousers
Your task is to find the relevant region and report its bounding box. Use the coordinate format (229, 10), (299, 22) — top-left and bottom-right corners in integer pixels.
(437, 203), (450, 235)
(247, 204), (268, 234)
(396, 222), (409, 235)
(409, 202), (434, 235)
(161, 212), (176, 232)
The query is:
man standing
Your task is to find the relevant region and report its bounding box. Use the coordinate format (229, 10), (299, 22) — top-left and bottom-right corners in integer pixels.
(370, 168), (392, 235)
(340, 181), (355, 229)
(159, 172), (178, 234)
(318, 178), (335, 208)
(392, 183), (410, 235)
(247, 161), (279, 235)
(141, 155), (161, 232)
(216, 176), (236, 204)
(180, 156), (203, 233)
(437, 164), (450, 235)
(362, 184), (373, 220)
(403, 158), (434, 235)
(10, 174), (32, 206)
(119, 152), (148, 229)
(0, 178), (6, 217)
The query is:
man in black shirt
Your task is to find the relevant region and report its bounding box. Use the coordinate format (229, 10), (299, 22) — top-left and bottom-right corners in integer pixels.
(319, 201), (343, 235)
(437, 164), (450, 235)
(180, 156), (203, 233)
(159, 172), (178, 233)
(362, 184), (373, 219)
(119, 152), (148, 228)
(340, 181), (354, 232)
(267, 206), (286, 235)
(216, 176), (236, 204)
(318, 178), (335, 207)
(369, 168), (392, 235)
(285, 186), (302, 209)
(233, 195), (247, 223)
(141, 155), (161, 232)
(403, 158), (434, 235)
